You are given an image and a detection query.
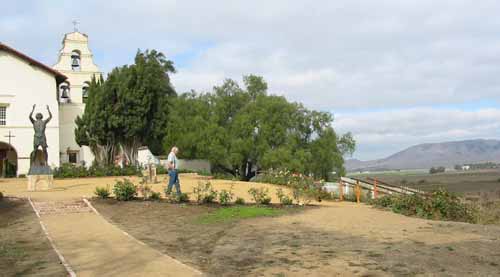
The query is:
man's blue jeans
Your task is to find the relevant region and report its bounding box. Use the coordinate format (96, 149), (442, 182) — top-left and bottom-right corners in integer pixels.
(166, 170), (181, 196)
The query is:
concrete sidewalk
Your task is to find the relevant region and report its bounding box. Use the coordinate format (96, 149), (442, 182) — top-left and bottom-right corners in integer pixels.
(40, 211), (202, 277)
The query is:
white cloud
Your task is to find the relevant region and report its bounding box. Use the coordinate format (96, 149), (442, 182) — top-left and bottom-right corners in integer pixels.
(334, 108), (500, 160)
(2, 0), (500, 159)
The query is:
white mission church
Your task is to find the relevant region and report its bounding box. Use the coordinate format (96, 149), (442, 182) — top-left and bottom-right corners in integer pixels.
(0, 31), (100, 176)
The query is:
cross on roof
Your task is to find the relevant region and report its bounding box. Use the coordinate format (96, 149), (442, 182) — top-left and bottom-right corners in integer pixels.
(72, 20), (79, 32)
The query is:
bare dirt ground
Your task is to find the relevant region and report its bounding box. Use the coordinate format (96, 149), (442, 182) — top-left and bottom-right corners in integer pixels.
(2, 174), (500, 276)
(93, 200), (500, 277)
(0, 198), (67, 277)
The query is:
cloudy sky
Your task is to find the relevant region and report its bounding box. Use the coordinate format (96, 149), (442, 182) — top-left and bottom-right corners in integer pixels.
(2, 1), (500, 160)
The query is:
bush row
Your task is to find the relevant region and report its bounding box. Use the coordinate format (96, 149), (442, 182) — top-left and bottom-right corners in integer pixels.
(94, 179), (301, 206)
(370, 189), (477, 223)
(54, 162), (216, 179)
(254, 169), (331, 204)
(53, 163), (142, 178)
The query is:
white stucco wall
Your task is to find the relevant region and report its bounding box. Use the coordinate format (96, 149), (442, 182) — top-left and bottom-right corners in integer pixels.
(0, 51), (61, 174)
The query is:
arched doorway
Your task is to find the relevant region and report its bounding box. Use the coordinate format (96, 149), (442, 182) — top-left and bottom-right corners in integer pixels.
(0, 141), (17, 177)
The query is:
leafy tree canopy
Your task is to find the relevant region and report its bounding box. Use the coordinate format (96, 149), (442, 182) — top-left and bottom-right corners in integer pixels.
(75, 49), (176, 166)
(164, 75), (355, 181)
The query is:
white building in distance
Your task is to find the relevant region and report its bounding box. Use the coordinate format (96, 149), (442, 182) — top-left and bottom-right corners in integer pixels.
(0, 31), (101, 176)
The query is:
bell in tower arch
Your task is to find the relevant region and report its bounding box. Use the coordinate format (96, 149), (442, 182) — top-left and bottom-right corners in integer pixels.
(59, 82), (70, 102)
(71, 50), (81, 71)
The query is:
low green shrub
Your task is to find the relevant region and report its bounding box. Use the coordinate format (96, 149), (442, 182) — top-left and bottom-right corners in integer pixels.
(113, 179), (137, 201)
(248, 187), (272, 205)
(178, 192), (190, 203)
(166, 191), (190, 203)
(18, 174), (26, 178)
(254, 169), (329, 204)
(196, 170), (212, 176)
(53, 163), (141, 178)
(276, 188), (293, 205)
(235, 197), (245, 205)
(213, 172), (237, 180)
(193, 182), (218, 204)
(370, 194), (393, 207)
(156, 166), (168, 175)
(218, 186), (235, 205)
(94, 185), (110, 199)
(150, 191), (161, 201)
(370, 189), (477, 223)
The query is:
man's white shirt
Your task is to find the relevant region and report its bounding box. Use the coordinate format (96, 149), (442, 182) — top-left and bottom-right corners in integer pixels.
(167, 152), (178, 170)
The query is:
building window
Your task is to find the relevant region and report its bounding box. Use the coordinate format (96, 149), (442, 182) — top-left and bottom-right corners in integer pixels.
(0, 107), (6, 125)
(71, 50), (81, 71)
(68, 152), (78, 164)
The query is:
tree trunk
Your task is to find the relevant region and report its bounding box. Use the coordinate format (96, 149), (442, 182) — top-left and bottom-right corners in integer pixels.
(121, 140), (140, 167)
(239, 161), (255, 181)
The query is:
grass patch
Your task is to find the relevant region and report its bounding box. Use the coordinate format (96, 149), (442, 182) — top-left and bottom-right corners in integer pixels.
(196, 206), (285, 224)
(0, 242), (26, 259)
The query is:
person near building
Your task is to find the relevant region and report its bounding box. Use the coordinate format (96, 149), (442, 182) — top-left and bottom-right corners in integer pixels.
(165, 146), (181, 196)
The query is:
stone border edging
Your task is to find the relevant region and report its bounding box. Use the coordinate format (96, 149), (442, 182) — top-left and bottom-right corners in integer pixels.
(82, 197), (204, 276)
(28, 197), (77, 277)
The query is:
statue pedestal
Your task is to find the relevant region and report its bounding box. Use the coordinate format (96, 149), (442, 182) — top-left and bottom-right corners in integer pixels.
(27, 174), (53, 191)
(27, 162), (53, 191)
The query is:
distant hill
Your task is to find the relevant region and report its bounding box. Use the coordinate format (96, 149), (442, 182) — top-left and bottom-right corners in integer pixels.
(346, 139), (500, 172)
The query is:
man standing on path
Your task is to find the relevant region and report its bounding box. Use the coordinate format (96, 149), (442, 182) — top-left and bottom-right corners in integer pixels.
(166, 146), (181, 196)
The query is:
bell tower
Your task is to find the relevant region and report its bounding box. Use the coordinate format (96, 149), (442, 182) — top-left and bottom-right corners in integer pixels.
(53, 30), (101, 165)
(53, 31), (100, 103)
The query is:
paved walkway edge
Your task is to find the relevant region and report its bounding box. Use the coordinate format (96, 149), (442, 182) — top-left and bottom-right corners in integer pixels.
(28, 197), (77, 277)
(83, 198), (203, 276)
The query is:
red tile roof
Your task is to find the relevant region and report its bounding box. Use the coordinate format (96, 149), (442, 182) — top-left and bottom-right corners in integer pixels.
(0, 42), (67, 83)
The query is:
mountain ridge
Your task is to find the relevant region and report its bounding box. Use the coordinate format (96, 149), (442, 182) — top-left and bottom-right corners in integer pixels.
(346, 139), (500, 172)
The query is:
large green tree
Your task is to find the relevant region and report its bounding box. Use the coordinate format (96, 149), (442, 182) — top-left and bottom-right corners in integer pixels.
(164, 75), (355, 181)
(75, 75), (119, 165)
(75, 50), (176, 166)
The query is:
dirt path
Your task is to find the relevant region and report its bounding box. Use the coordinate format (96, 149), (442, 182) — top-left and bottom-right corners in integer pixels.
(40, 212), (201, 277)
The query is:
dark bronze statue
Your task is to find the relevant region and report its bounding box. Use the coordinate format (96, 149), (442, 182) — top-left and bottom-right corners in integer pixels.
(29, 104), (52, 166)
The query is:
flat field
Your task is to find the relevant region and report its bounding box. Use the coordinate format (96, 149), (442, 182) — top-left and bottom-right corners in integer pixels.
(350, 169), (500, 196)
